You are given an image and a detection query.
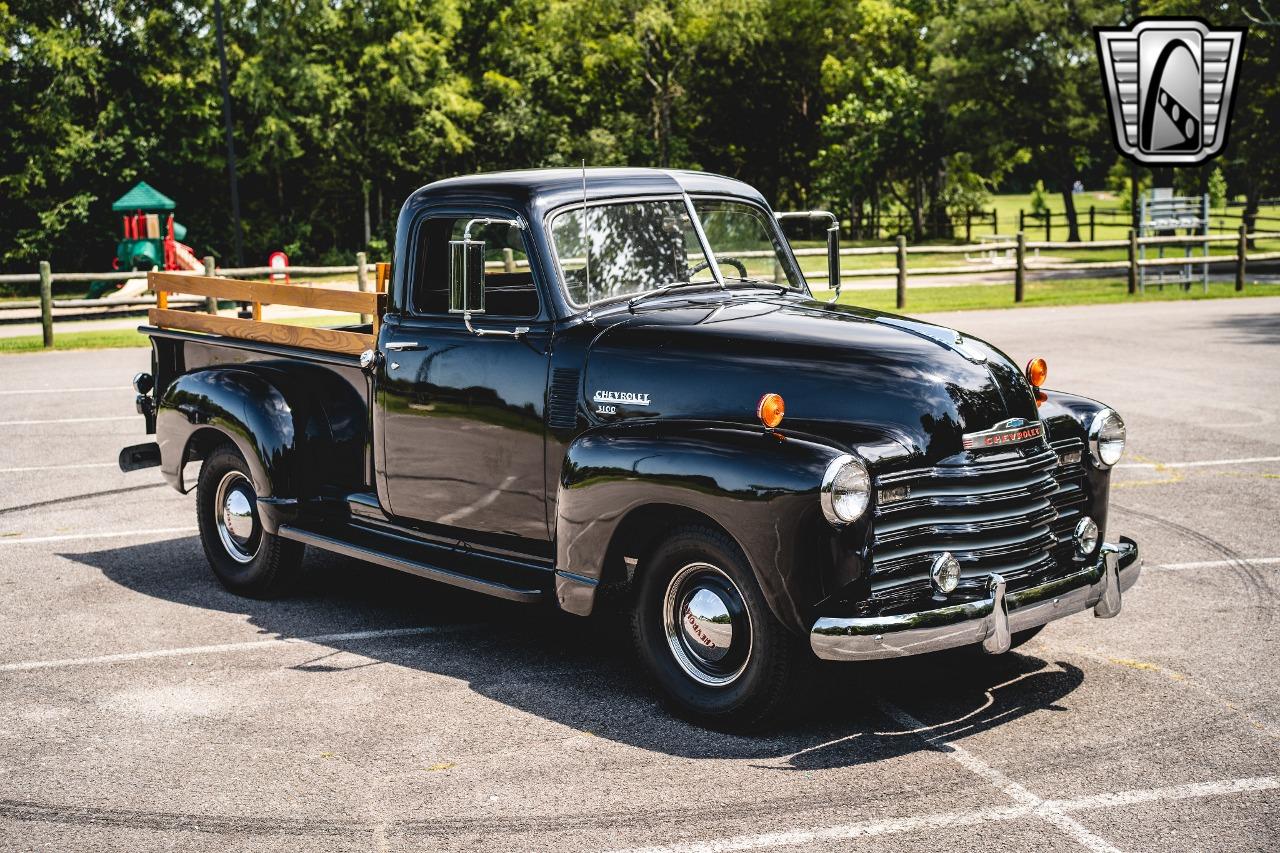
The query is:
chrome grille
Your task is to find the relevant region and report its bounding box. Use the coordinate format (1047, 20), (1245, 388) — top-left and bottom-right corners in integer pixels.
(1048, 437), (1089, 543)
(870, 444), (1074, 605)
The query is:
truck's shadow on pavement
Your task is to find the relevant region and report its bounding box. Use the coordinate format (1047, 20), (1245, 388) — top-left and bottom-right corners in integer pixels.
(64, 537), (1085, 768)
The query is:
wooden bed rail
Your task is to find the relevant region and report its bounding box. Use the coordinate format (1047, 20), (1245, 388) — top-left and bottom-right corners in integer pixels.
(147, 271), (387, 356)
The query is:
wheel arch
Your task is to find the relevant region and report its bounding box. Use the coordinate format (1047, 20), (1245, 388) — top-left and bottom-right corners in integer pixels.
(553, 421), (853, 635)
(601, 502), (740, 587)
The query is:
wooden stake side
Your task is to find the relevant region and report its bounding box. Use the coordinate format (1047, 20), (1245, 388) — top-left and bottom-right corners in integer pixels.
(148, 308), (373, 356)
(148, 271), (377, 314)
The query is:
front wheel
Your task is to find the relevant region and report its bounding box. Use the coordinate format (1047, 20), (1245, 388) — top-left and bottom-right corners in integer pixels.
(630, 526), (812, 730)
(196, 443), (304, 597)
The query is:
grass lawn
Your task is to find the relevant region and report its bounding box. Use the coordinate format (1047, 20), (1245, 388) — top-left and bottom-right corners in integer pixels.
(826, 278), (1280, 314)
(0, 312), (363, 354)
(0, 328), (147, 353)
(797, 191), (1280, 247)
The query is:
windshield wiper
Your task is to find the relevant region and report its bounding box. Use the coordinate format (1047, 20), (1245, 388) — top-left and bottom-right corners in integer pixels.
(627, 280), (718, 312)
(730, 277), (791, 294)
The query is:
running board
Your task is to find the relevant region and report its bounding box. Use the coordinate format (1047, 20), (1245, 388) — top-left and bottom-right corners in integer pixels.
(277, 524), (547, 604)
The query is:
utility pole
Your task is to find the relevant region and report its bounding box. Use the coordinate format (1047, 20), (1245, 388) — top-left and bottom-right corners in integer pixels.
(213, 0), (244, 267)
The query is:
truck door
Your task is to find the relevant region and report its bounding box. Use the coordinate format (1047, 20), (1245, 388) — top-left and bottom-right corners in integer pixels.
(377, 213), (552, 556)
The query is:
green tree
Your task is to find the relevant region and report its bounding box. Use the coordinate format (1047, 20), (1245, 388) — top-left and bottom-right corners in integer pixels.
(813, 0), (946, 238)
(931, 0), (1122, 241)
(0, 1), (145, 267)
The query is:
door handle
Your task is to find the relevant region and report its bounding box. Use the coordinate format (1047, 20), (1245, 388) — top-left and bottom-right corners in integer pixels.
(384, 341), (426, 351)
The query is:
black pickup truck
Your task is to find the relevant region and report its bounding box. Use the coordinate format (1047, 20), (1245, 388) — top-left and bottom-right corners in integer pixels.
(123, 168), (1140, 729)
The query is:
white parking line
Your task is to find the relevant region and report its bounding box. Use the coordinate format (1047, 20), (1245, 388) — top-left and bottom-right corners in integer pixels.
(0, 527), (196, 546)
(1153, 557), (1280, 571)
(604, 777), (1279, 853)
(1048, 776), (1279, 812)
(0, 416), (137, 426)
(0, 386), (130, 395)
(875, 699), (1123, 853)
(1117, 456), (1280, 469)
(0, 625), (471, 672)
(0, 462), (119, 474)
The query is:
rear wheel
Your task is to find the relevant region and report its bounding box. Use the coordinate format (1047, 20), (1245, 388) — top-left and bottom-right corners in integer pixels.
(196, 444), (304, 597)
(630, 525), (811, 731)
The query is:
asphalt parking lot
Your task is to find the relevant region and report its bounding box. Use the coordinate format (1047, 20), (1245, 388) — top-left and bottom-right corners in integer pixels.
(1, 296), (1277, 852)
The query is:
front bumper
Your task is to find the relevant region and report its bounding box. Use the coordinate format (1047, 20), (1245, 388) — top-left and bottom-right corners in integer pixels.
(810, 537), (1141, 661)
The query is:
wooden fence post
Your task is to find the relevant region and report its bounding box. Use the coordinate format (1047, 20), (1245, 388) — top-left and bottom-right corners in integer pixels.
(1018, 209), (1025, 232)
(1014, 232), (1025, 303)
(1044, 211), (1051, 241)
(965, 209), (972, 243)
(202, 256), (218, 314)
(1127, 229), (1138, 295)
(39, 261), (53, 348)
(895, 235), (907, 310)
(1236, 224), (1247, 292)
(1089, 206), (1096, 242)
(356, 251), (370, 324)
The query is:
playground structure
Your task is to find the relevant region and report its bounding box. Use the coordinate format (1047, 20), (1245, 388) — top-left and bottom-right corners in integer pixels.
(112, 181), (203, 275)
(1138, 188), (1210, 292)
(87, 181), (205, 300)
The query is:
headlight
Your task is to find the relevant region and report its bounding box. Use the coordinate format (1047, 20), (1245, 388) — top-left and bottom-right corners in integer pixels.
(1074, 516), (1099, 556)
(1088, 408), (1126, 468)
(820, 455), (871, 525)
(930, 552), (961, 594)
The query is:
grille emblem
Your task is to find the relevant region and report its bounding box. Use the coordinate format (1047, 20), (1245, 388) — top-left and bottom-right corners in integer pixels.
(962, 418), (1044, 450)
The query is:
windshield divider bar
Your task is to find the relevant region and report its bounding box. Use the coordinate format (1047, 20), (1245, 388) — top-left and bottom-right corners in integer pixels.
(682, 193), (725, 288)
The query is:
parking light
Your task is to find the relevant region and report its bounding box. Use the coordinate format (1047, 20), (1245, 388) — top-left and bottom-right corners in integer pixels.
(757, 393), (785, 428)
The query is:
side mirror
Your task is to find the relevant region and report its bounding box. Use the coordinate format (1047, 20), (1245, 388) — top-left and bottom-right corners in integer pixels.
(448, 238), (486, 315)
(774, 210), (841, 303)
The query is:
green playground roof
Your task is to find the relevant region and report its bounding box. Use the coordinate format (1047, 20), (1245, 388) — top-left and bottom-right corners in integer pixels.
(111, 181), (176, 212)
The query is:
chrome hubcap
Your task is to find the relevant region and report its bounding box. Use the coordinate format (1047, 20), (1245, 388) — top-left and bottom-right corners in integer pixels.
(663, 562), (752, 687)
(214, 471), (260, 563)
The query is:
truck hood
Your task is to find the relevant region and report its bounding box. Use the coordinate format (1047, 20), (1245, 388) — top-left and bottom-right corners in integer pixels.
(582, 295), (1042, 466)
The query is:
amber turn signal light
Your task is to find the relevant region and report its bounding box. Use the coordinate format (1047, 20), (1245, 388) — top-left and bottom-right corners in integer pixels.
(757, 393), (785, 428)
(1025, 357), (1048, 388)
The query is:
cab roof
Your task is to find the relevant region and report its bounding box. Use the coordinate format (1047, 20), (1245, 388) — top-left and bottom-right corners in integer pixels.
(407, 168), (770, 220)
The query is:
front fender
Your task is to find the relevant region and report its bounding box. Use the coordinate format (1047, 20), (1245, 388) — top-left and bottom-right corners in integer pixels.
(555, 421), (856, 635)
(156, 364), (366, 530)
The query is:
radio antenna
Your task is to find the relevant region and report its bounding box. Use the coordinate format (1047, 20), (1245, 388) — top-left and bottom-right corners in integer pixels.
(581, 159), (591, 300)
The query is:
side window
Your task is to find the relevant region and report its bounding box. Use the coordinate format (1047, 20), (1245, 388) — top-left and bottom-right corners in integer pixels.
(411, 215), (538, 318)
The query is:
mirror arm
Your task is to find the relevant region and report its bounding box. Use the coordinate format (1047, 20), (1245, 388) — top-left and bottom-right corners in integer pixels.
(775, 210), (841, 303)
(463, 310), (529, 338)
(463, 217), (523, 240)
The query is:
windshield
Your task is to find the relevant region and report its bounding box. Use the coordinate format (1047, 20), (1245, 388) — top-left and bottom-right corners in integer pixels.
(550, 197), (801, 307)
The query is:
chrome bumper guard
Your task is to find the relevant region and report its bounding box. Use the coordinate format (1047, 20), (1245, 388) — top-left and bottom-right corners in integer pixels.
(810, 537), (1141, 661)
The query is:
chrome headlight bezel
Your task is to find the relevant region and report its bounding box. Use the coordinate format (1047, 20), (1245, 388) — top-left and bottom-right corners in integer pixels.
(930, 552), (962, 594)
(1088, 407), (1127, 468)
(820, 454), (871, 526)
(1074, 516), (1100, 557)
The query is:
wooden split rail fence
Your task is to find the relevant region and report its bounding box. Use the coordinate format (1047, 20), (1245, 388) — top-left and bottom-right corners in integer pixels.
(5, 228), (1279, 350)
(0, 252), (386, 350)
(795, 226), (1280, 309)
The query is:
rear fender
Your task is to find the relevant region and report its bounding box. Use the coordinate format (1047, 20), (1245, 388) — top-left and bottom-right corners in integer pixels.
(554, 422), (856, 634)
(156, 365), (365, 531)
